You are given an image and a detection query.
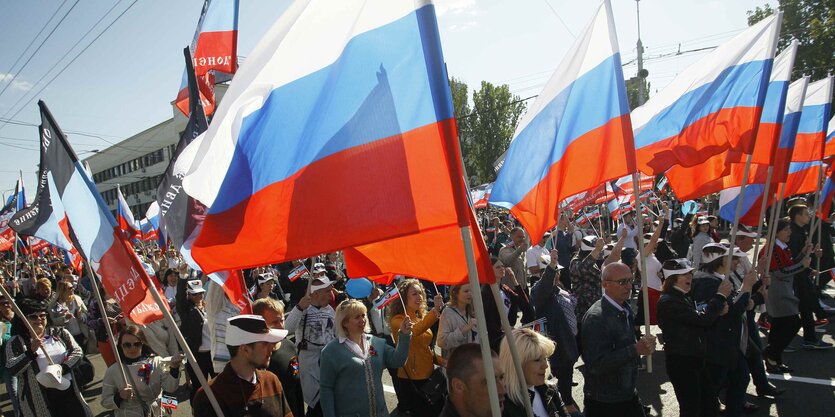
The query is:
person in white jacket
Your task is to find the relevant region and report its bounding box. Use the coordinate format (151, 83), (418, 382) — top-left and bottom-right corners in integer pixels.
(101, 326), (181, 417)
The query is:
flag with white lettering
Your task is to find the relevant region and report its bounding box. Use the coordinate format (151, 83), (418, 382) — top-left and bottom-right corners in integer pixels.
(288, 264), (308, 282)
(24, 101), (164, 324)
(158, 48), (209, 253)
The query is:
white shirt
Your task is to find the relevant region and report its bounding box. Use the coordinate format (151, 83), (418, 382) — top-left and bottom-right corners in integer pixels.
(529, 388), (548, 417)
(339, 334), (371, 359)
(525, 244), (549, 271)
(603, 293), (627, 313)
(617, 222), (639, 250)
(36, 336), (72, 381)
(644, 254), (663, 291)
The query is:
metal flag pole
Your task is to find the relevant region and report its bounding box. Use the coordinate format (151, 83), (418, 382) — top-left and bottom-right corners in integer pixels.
(631, 172), (653, 373)
(86, 263), (130, 387)
(751, 166), (775, 269)
(723, 152), (755, 275)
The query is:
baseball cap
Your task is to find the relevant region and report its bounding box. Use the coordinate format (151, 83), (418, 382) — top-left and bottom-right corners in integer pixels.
(310, 276), (334, 293)
(736, 225), (758, 238)
(697, 216), (710, 225)
(662, 259), (695, 279)
(312, 263), (327, 274)
(225, 315), (288, 346)
(257, 272), (277, 285)
(580, 236), (599, 251)
(186, 280), (205, 295)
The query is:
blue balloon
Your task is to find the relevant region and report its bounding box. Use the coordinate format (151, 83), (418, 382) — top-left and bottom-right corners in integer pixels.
(682, 200), (698, 215)
(346, 278), (373, 298)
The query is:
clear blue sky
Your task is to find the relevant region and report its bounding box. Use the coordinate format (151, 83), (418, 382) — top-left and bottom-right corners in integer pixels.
(0, 0), (772, 200)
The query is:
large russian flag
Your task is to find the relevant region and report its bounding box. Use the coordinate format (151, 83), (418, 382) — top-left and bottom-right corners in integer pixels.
(664, 42), (797, 199)
(489, 0), (635, 242)
(179, 0), (486, 277)
(632, 14), (781, 175)
(792, 76), (834, 162)
(174, 0), (239, 116)
(27, 102), (164, 324)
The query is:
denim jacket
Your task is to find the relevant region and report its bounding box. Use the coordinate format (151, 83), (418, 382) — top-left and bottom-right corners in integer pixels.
(580, 298), (640, 403)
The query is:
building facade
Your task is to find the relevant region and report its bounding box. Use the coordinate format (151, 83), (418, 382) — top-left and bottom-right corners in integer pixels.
(84, 85), (228, 219)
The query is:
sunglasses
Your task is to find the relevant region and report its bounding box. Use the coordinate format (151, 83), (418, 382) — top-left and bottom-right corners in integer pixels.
(27, 313), (47, 320)
(122, 342), (143, 349)
(605, 277), (634, 287)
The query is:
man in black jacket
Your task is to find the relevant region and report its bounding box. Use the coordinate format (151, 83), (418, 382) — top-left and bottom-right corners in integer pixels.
(581, 262), (655, 417)
(176, 277), (212, 401)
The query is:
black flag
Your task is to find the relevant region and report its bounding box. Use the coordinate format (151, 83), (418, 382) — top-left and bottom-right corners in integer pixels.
(157, 47), (209, 252)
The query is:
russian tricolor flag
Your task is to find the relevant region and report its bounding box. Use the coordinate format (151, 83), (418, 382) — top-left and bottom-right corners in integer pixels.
(791, 76), (834, 162)
(664, 42), (797, 199)
(773, 76), (811, 182)
(826, 115), (835, 159)
(632, 14), (781, 175)
(116, 186), (140, 240)
(490, 0), (635, 242)
(179, 0), (485, 279)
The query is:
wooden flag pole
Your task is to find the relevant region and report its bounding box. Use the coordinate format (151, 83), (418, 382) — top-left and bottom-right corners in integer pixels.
(0, 271), (54, 364)
(11, 233), (18, 297)
(86, 263), (130, 387)
(751, 166), (775, 269)
(490, 283), (534, 417)
(145, 277), (226, 417)
(460, 226), (504, 417)
(631, 173), (653, 373)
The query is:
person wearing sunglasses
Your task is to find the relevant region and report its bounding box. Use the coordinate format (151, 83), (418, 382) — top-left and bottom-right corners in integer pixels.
(657, 259), (730, 417)
(5, 298), (91, 417)
(580, 262), (656, 417)
(101, 325), (182, 417)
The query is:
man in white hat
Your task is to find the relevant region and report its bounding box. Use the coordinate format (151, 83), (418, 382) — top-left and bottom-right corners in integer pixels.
(193, 314), (291, 417)
(284, 268), (336, 417)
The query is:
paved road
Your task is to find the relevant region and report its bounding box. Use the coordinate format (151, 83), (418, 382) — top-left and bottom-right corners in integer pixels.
(0, 293), (833, 416)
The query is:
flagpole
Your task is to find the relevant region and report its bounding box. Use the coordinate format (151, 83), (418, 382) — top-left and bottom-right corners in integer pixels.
(86, 263), (130, 387)
(587, 213), (601, 238)
(631, 172), (653, 372)
(489, 282), (534, 417)
(764, 183), (788, 271)
(723, 152), (755, 275)
(598, 204), (606, 239)
(0, 271), (55, 364)
(11, 233), (18, 297)
(460, 227), (507, 417)
(751, 166), (775, 269)
(144, 277), (226, 417)
(27, 237), (36, 280)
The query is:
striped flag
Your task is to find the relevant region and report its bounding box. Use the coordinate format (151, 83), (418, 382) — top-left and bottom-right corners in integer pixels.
(373, 285), (400, 310)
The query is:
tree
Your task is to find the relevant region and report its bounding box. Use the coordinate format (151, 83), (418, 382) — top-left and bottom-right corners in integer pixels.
(747, 1), (835, 80)
(465, 81), (526, 185)
(625, 76), (651, 111)
(449, 77), (476, 182)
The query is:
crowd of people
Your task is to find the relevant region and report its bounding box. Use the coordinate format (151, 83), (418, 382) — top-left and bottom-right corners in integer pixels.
(0, 196), (832, 417)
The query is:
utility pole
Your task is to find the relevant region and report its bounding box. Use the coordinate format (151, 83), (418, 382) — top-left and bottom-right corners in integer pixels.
(636, 0), (648, 106)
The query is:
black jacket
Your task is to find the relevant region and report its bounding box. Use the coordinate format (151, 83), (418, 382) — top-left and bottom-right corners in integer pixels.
(581, 298), (640, 403)
(690, 271), (750, 367)
(531, 266), (579, 366)
(503, 383), (568, 417)
(481, 283), (535, 352)
(656, 288), (725, 358)
(176, 277), (205, 352)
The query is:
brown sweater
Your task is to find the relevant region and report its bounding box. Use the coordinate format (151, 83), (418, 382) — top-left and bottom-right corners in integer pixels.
(193, 363), (292, 417)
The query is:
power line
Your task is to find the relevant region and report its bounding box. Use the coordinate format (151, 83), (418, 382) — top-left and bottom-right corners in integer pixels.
(0, 0), (80, 100)
(0, 0), (139, 133)
(0, 0), (68, 92)
(542, 0), (576, 39)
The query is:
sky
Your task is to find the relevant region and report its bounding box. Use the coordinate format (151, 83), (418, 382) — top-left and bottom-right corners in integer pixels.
(0, 0), (774, 200)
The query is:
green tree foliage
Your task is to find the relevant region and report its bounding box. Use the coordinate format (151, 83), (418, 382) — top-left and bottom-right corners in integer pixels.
(747, 1), (835, 80)
(462, 81), (526, 185)
(625, 76), (651, 111)
(449, 77), (476, 182)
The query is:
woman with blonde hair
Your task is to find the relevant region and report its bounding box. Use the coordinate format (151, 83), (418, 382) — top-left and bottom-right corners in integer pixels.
(388, 279), (443, 417)
(320, 299), (412, 417)
(438, 284), (477, 359)
(499, 328), (569, 417)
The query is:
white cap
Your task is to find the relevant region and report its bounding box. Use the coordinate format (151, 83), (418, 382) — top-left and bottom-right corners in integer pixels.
(662, 259), (695, 279)
(312, 263), (327, 274)
(580, 236), (598, 251)
(697, 216), (710, 225)
(310, 276), (334, 293)
(36, 364), (71, 390)
(225, 315), (288, 346)
(736, 225), (758, 238)
(186, 280), (205, 295)
(257, 272), (277, 285)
